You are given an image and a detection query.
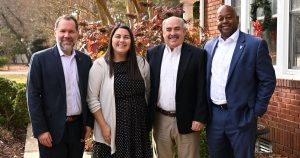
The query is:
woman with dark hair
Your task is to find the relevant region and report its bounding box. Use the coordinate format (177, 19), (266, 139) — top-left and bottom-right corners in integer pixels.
(87, 24), (152, 158)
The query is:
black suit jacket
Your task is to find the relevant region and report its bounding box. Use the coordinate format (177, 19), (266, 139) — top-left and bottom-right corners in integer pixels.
(147, 43), (208, 134)
(26, 45), (94, 144)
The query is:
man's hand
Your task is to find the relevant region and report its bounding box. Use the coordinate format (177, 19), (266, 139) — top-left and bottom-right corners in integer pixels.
(191, 121), (204, 131)
(38, 132), (53, 147)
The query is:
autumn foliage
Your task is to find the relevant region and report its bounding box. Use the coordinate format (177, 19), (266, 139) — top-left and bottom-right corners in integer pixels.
(78, 4), (209, 60)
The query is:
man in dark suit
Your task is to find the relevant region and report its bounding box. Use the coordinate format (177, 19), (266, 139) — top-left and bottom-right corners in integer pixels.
(147, 16), (208, 158)
(204, 5), (276, 158)
(26, 15), (93, 158)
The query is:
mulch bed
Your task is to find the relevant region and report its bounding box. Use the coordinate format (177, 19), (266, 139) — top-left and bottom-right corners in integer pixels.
(256, 153), (288, 158)
(0, 127), (26, 158)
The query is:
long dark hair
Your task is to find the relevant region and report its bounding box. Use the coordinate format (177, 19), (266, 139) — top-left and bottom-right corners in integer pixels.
(104, 24), (142, 80)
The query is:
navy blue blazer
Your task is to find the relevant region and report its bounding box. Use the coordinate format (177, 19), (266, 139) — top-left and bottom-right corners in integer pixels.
(147, 43), (208, 134)
(204, 31), (276, 129)
(26, 45), (94, 144)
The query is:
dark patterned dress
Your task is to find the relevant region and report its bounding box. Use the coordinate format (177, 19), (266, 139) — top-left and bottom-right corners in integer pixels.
(92, 61), (152, 158)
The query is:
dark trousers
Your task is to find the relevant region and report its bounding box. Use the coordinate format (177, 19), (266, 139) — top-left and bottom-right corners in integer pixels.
(38, 118), (85, 158)
(207, 106), (257, 158)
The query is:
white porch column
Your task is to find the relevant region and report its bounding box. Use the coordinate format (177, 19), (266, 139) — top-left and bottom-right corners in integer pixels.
(180, 0), (195, 29)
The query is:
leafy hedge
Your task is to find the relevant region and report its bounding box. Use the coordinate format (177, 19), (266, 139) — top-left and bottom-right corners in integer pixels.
(0, 77), (29, 129)
(0, 56), (9, 67)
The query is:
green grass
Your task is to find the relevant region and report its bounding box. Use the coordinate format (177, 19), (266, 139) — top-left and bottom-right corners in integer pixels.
(0, 74), (27, 83)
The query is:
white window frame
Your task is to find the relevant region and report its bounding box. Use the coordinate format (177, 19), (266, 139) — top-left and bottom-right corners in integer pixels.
(228, 0), (300, 80)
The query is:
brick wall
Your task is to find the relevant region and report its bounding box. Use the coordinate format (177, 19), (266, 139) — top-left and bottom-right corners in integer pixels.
(261, 79), (300, 158)
(204, 0), (223, 38)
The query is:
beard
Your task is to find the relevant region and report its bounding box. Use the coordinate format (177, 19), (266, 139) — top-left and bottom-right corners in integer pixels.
(59, 41), (75, 53)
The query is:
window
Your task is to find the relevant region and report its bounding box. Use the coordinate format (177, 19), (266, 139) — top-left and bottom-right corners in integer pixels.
(289, 0), (300, 69)
(231, 0), (241, 17)
(250, 0), (277, 65)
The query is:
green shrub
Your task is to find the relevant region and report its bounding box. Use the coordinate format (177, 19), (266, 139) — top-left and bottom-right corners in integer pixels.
(0, 77), (29, 129)
(0, 56), (9, 67)
(200, 128), (209, 158)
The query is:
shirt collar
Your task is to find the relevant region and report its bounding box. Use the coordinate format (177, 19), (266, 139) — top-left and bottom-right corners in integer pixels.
(57, 43), (76, 57)
(165, 44), (183, 54)
(218, 29), (240, 43)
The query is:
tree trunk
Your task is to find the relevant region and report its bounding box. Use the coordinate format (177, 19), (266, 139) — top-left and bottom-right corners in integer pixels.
(95, 0), (115, 25)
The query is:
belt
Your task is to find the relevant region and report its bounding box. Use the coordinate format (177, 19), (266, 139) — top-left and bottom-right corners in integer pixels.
(156, 106), (176, 117)
(213, 103), (228, 110)
(66, 115), (81, 123)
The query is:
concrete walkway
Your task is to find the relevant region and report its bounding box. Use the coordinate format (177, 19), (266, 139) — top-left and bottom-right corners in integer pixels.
(24, 123), (92, 158)
(0, 70), (28, 75)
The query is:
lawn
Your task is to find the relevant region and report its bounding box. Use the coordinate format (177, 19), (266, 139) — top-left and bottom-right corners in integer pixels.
(0, 74), (27, 83)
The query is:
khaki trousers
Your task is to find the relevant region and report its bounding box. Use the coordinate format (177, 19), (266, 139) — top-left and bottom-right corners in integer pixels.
(153, 111), (200, 158)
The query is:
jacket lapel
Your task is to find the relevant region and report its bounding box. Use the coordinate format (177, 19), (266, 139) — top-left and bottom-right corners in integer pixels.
(226, 32), (246, 84)
(176, 43), (192, 89)
(52, 45), (66, 98)
(207, 38), (219, 81)
(153, 45), (165, 91)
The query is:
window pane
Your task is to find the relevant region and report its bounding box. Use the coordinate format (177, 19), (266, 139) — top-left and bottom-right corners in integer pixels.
(234, 6), (241, 17)
(272, 0), (277, 14)
(231, 0), (241, 7)
(289, 13), (300, 69)
(262, 18), (277, 65)
(249, 0), (277, 65)
(291, 0), (300, 11)
(255, 0), (277, 17)
(231, 0), (240, 27)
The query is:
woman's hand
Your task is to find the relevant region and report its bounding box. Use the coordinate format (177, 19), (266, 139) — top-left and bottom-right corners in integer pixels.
(100, 123), (111, 144)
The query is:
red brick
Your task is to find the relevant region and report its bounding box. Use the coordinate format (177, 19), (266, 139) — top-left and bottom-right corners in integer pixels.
(272, 117), (281, 123)
(282, 88), (291, 93)
(268, 106), (280, 112)
(291, 100), (300, 106)
(278, 113), (294, 121)
(295, 128), (300, 134)
(266, 110), (278, 117)
(286, 104), (297, 110)
(289, 110), (300, 117)
(280, 119), (299, 128)
(269, 100), (278, 106)
(294, 105), (300, 111)
(286, 93), (296, 99)
(278, 102), (286, 108)
(280, 108), (289, 115)
(295, 116), (300, 123)
(291, 89), (300, 94)
(275, 87), (282, 92)
(278, 92), (286, 97)
(273, 96), (282, 102)
(295, 94), (300, 100)
(282, 98), (291, 104)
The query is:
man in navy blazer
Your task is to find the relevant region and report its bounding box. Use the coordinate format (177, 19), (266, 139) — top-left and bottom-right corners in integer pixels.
(147, 16), (207, 158)
(204, 5), (276, 158)
(26, 15), (93, 158)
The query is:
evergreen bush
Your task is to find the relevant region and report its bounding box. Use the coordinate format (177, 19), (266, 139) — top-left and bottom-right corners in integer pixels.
(0, 77), (29, 129)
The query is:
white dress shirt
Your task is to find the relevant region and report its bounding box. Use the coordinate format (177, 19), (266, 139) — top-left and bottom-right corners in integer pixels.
(210, 29), (239, 105)
(157, 45), (182, 111)
(57, 44), (82, 116)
